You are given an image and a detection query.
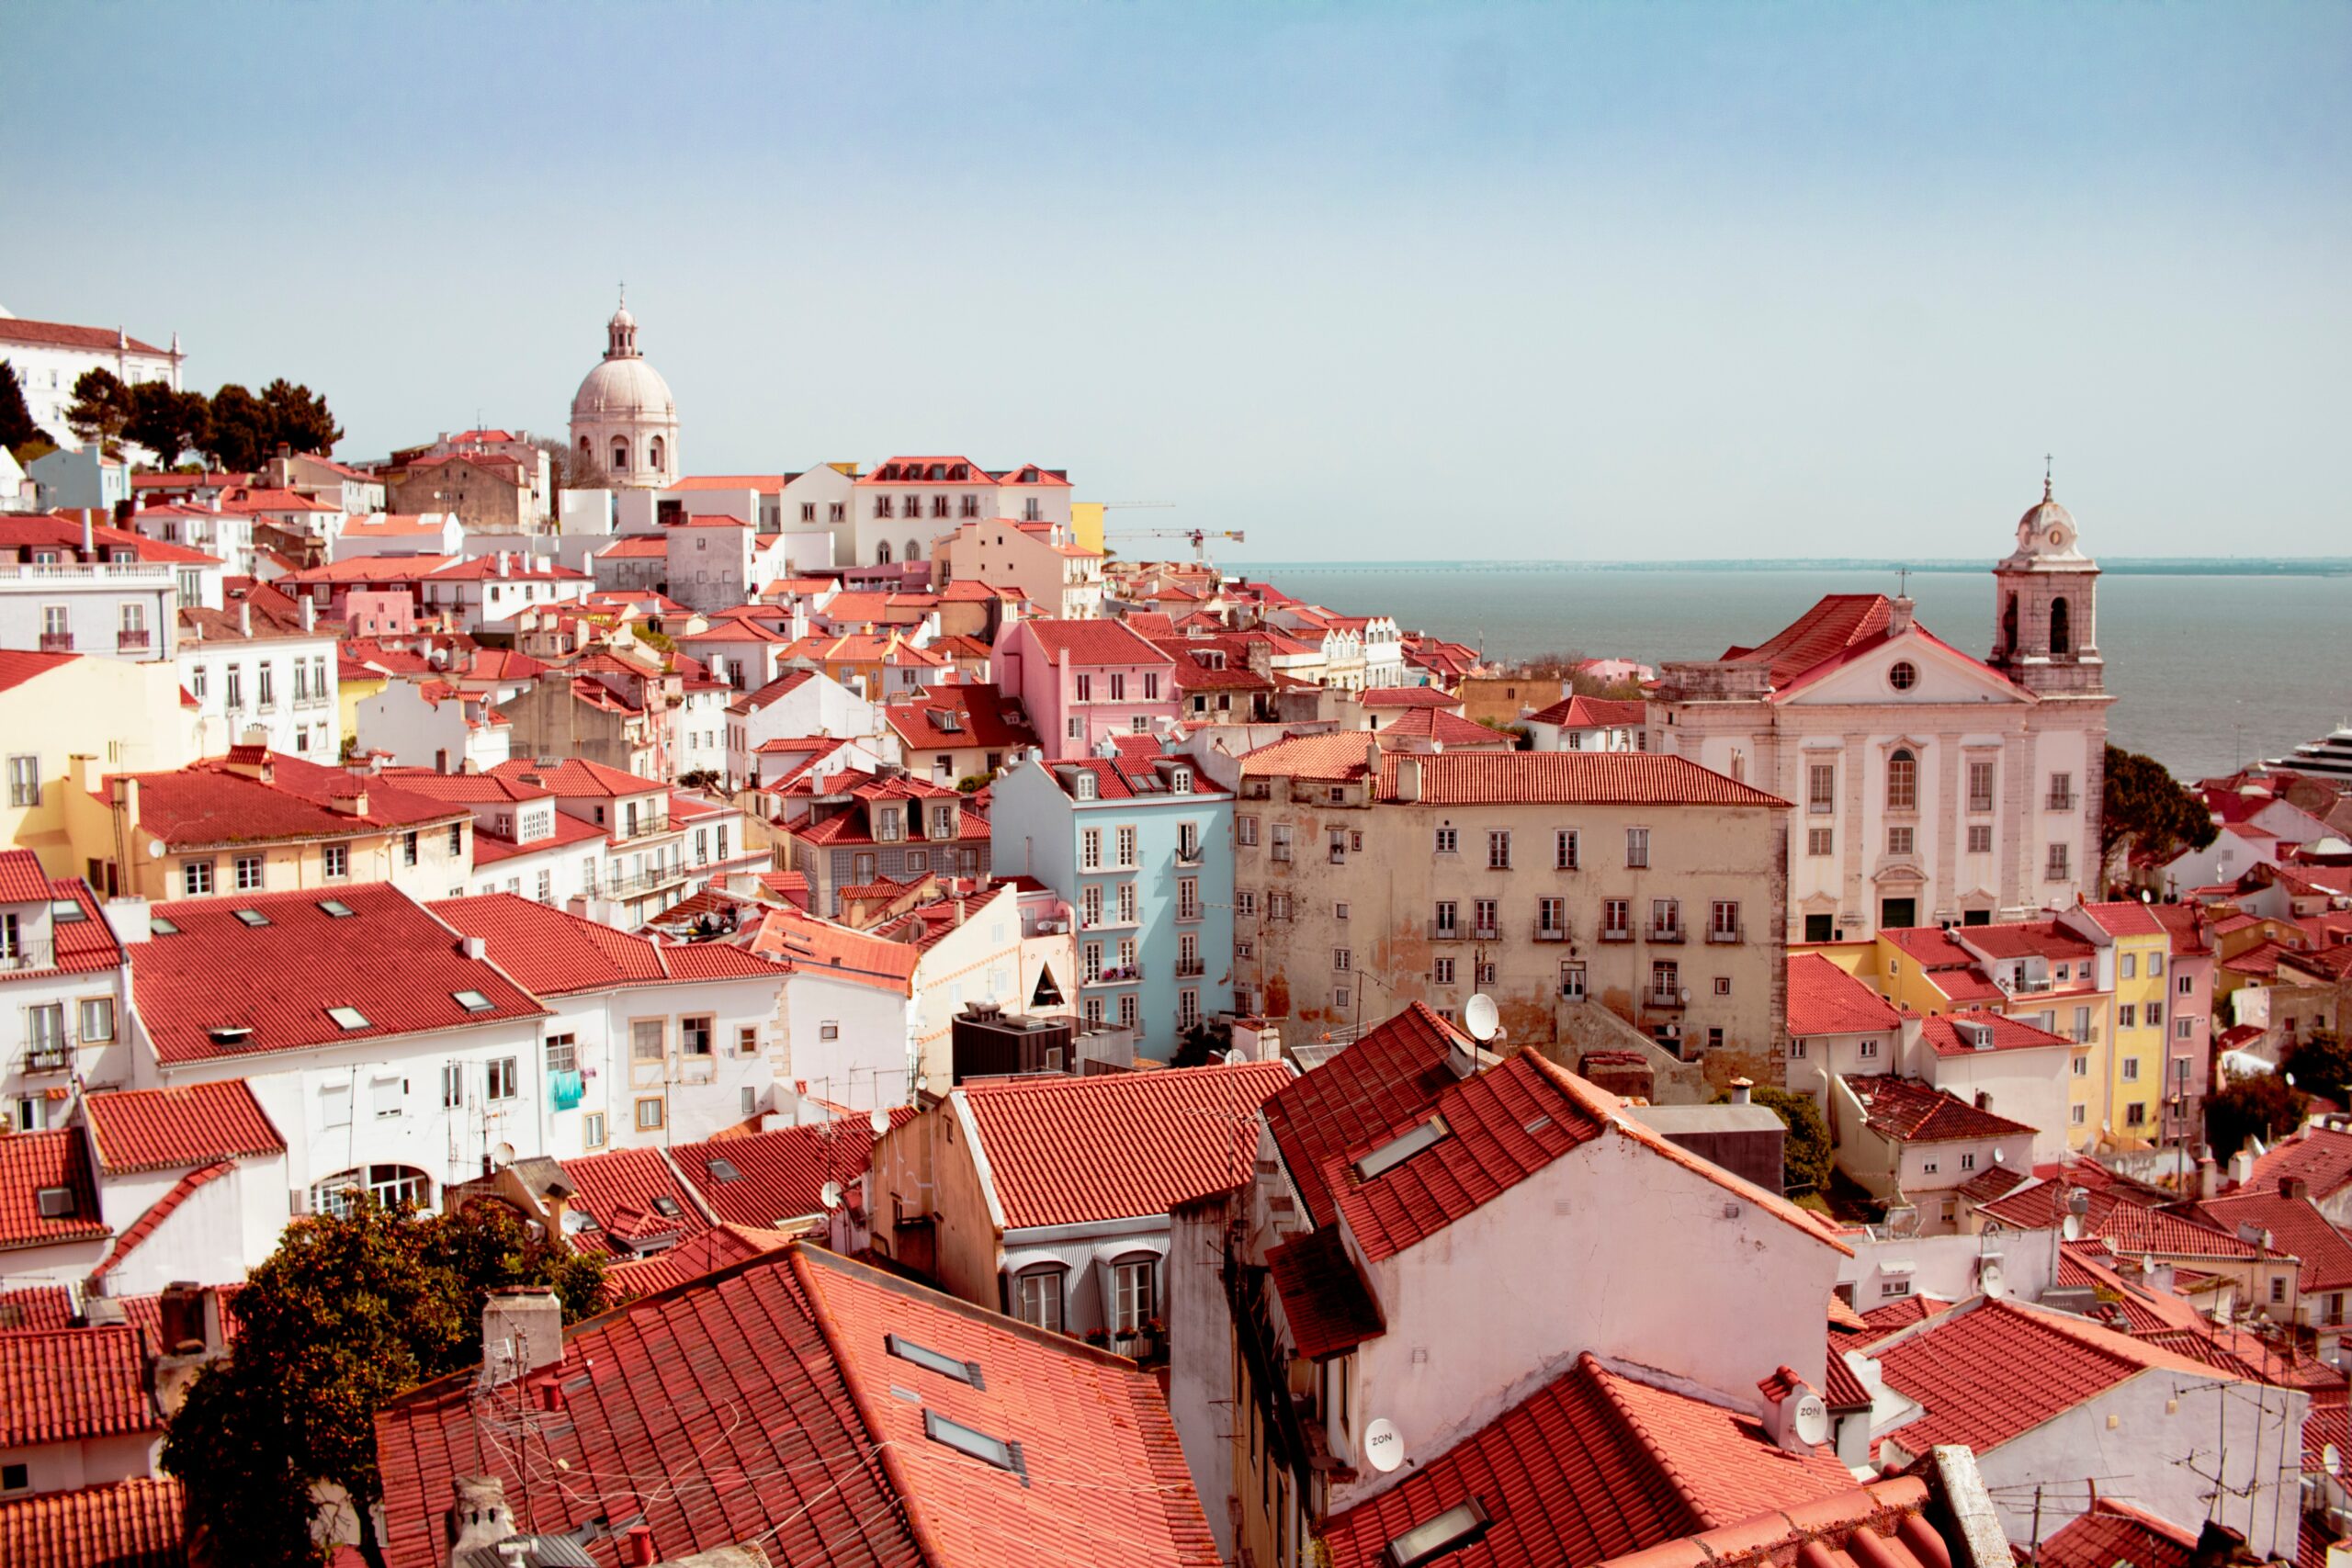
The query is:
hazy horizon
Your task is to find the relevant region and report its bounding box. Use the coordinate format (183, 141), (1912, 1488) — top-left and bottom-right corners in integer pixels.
(5, 2), (2346, 561)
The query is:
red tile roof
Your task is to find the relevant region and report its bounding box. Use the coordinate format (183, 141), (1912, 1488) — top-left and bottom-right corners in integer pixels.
(2039, 1500), (2196, 1568)
(1319, 1352), (1855, 1568)
(1037, 753), (1227, 802)
(0, 1131), (107, 1252)
(132, 884), (545, 1064)
(882, 682), (1041, 751)
(555, 1146), (713, 1257)
(104, 752), (465, 846)
(0, 649), (82, 697)
(0, 316), (171, 355)
(0, 1325), (157, 1446)
(1020, 617), (1177, 667)
(741, 906), (920, 993)
(1841, 1074), (2036, 1144)
(1524, 693), (1647, 728)
(1356, 686), (1460, 709)
(1978, 1179), (2259, 1258)
(1956, 919), (2097, 963)
(1265, 1002), (1486, 1229)
(1593, 1478), (1940, 1568)
(2073, 899), (2169, 939)
(669, 1110), (919, 1230)
(1720, 594), (1893, 687)
(960, 1061), (1293, 1228)
(1267, 1224), (1385, 1360)
(1821, 1338), (1872, 1410)
(598, 1221), (799, 1299)
(1869, 1298), (2215, 1455)
(0, 848), (51, 903)
(373, 1244), (1217, 1568)
(1363, 751), (1781, 807)
(485, 756), (664, 799)
(1786, 954), (1902, 1037)
(2184, 1190), (2352, 1292)
(431, 893), (777, 994)
(0, 1286), (77, 1331)
(1915, 1009), (2073, 1055)
(81, 1081), (283, 1174)
(2248, 1129), (2352, 1201)
(1376, 707), (1510, 746)
(0, 1475), (187, 1568)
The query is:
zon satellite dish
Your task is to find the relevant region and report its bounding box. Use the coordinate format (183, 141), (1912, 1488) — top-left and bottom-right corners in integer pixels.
(1789, 1393), (1831, 1449)
(1463, 993), (1499, 1043)
(1362, 1417), (1405, 1474)
(2326, 1443), (2342, 1478)
(869, 1106), (890, 1136)
(820, 1180), (844, 1212)
(147, 840), (164, 860)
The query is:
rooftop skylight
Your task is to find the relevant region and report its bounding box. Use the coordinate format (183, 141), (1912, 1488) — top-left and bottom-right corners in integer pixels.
(1353, 1114), (1452, 1183)
(452, 989), (493, 1012)
(150, 917), (179, 936)
(1384, 1499), (1491, 1568)
(887, 1333), (984, 1389)
(325, 1005), (369, 1031)
(317, 898), (356, 918)
(650, 1195), (682, 1218)
(232, 908), (270, 927)
(922, 1409), (1025, 1481)
(706, 1157), (741, 1182)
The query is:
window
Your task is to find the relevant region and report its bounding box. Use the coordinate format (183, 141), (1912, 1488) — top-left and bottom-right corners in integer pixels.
(2147, 1000), (2164, 1028)
(545, 1034), (579, 1074)
(1238, 816), (1259, 846)
(1487, 829), (1512, 869)
(486, 1057), (519, 1100)
(1887, 825), (1915, 856)
(1178, 878), (1200, 920)
(1790, 1038), (1808, 1058)
(310, 1164), (429, 1217)
(2042, 841), (2074, 880)
(1553, 829), (1579, 870)
(1603, 898), (1631, 939)
(1808, 827), (1834, 857)
(1651, 960), (1679, 1001)
(2148, 952), (2165, 977)
(1560, 962), (1586, 1000)
(631, 1020), (665, 1061)
(1334, 900), (1350, 921)
(233, 853), (265, 891)
(183, 860), (214, 897)
(738, 1025), (760, 1057)
(2119, 1003), (2136, 1029)
(1473, 897), (1498, 939)
(2072, 1104), (2086, 1125)
(1115, 826), (1137, 867)
(1650, 897), (1680, 938)
(5, 755), (37, 808)
(79, 998), (115, 1042)
(1434, 956), (1456, 985)
(2048, 772), (2075, 810)
(2179, 973), (2195, 996)
(1539, 897), (1566, 936)
(372, 1077), (403, 1120)
(1080, 828), (1102, 870)
(258, 664), (275, 709)
(1625, 828), (1649, 868)
(1434, 826), (1458, 855)
(1711, 900), (1740, 941)
(635, 1097), (665, 1131)
(449, 823), (464, 855)
(1333, 948), (1352, 972)
(1887, 660), (1918, 692)
(1713, 976), (1731, 996)
(1271, 823), (1293, 863)
(1968, 760), (1996, 814)
(1808, 762), (1835, 814)
(2120, 953), (2137, 980)
(2122, 1056), (2141, 1080)
(1118, 994), (1138, 1030)
(322, 844), (349, 879)
(1013, 1266), (1065, 1331)
(1886, 750), (1917, 811)
(1859, 1037), (1880, 1058)
(225, 664), (243, 709)
(1968, 823), (1994, 854)
(1179, 987), (1200, 1028)
(1075, 673), (1092, 703)
(2177, 1016), (2195, 1040)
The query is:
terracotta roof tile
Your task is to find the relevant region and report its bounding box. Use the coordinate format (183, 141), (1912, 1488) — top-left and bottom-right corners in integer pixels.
(0, 1325), (156, 1446)
(2184, 1190), (2352, 1292)
(599, 1222), (799, 1300)
(1841, 1074), (2036, 1144)
(81, 1081), (284, 1174)
(2040, 1499), (2196, 1568)
(1786, 954), (1903, 1037)
(1916, 1009), (2073, 1056)
(1525, 694), (1647, 728)
(2248, 1129), (2352, 1201)
(556, 1146), (712, 1258)
(0, 1131), (107, 1252)
(1376, 751), (1783, 807)
(670, 1111), (919, 1230)
(741, 907), (919, 993)
(1267, 1225), (1384, 1360)
(961, 1062), (1292, 1228)
(432, 893), (773, 993)
(103, 753), (465, 846)
(1720, 594), (1894, 687)
(0, 316), (171, 355)
(1020, 617), (1177, 667)
(0, 1475), (187, 1568)
(1265, 1002), (1485, 1229)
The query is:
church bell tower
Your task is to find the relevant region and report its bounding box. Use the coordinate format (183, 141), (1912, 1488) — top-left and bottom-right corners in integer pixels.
(1987, 473), (2104, 698)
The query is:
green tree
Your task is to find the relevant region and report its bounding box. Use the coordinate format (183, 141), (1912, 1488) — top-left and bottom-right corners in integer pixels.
(258, 378), (344, 456)
(124, 381), (212, 469)
(207, 383), (272, 470)
(63, 367), (134, 448)
(1719, 1083), (1834, 1197)
(2102, 744), (2217, 872)
(2282, 1029), (2352, 1107)
(0, 361), (39, 453)
(161, 1197), (604, 1568)
(2205, 1075), (2309, 1161)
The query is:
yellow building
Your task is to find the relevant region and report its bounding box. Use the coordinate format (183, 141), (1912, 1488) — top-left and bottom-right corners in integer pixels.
(1069, 501), (1105, 556)
(2061, 902), (2177, 1144)
(338, 663), (389, 751)
(1, 651), (197, 875)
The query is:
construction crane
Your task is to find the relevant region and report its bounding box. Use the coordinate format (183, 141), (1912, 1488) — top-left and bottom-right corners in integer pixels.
(1104, 526), (1246, 563)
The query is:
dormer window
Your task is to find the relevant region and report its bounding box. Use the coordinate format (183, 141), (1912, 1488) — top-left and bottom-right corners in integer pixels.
(876, 807), (902, 842)
(1074, 773), (1098, 802)
(1170, 768), (1193, 794)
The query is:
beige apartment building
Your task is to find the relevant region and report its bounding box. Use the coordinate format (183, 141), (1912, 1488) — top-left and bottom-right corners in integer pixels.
(1224, 737), (1792, 1076)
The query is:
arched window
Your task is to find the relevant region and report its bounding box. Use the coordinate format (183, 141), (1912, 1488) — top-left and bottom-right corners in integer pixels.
(876, 541), (893, 564)
(904, 538), (922, 562)
(577, 435), (592, 459)
(610, 437), (629, 473)
(1108, 1251), (1159, 1334)
(311, 1164), (431, 1218)
(1887, 749), (1917, 812)
(1008, 1263), (1066, 1332)
(648, 435), (665, 472)
(2001, 593), (2018, 654)
(2049, 597), (2071, 656)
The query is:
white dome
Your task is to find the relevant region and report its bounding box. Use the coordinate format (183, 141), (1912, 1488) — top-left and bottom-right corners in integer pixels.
(571, 355), (674, 422)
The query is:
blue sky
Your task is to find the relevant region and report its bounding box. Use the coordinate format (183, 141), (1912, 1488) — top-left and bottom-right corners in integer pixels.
(5, 2), (2346, 559)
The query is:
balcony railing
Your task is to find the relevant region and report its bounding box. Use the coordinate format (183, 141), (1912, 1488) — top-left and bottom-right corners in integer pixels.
(23, 1042), (73, 1072)
(0, 942), (56, 972)
(1176, 846), (1204, 866)
(1427, 921), (1464, 942)
(1470, 924), (1500, 942)
(2, 561), (171, 583)
(116, 628), (150, 650)
(1091, 964), (1142, 985)
(1177, 907), (1203, 923)
(1534, 925), (1568, 942)
(613, 815), (673, 842)
(1600, 926), (1634, 942)
(1708, 925), (1743, 944)
(38, 631), (73, 652)
(2047, 793), (2077, 812)
(593, 863), (690, 899)
(1648, 924), (1686, 943)
(1645, 989), (1688, 1011)
(1176, 959), (1205, 978)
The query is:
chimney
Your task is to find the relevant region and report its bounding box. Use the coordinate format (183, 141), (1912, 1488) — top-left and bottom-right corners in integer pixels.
(104, 895), (152, 947)
(2199, 1151), (2221, 1199)
(300, 595), (316, 633)
(238, 599), (252, 637)
(1730, 1077), (1754, 1105)
(464, 935), (489, 961)
(1755, 1366), (1826, 1452)
(481, 1287), (563, 1385)
(621, 1525), (656, 1567)
(444, 1475), (513, 1568)
(1396, 755), (1422, 803)
(2281, 1176), (2310, 1201)
(2190, 1521), (2247, 1568)
(1888, 595), (1916, 636)
(498, 551), (512, 579)
(2231, 1146), (2258, 1187)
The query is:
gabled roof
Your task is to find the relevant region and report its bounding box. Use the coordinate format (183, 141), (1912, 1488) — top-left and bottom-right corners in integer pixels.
(1377, 707), (1510, 746)
(2247, 1128), (2352, 1201)
(1037, 754), (1227, 803)
(0, 1475), (187, 1568)
(2038, 1499), (2196, 1568)
(2182, 1189), (2352, 1292)
(740, 906), (919, 994)
(1786, 953), (1903, 1037)
(431, 893), (778, 995)
(131, 884), (545, 1064)
(1870, 1297), (2217, 1456)
(0, 1131), (107, 1252)
(90, 1160), (235, 1282)
(485, 757), (664, 798)
(0, 1325), (157, 1447)
(372, 1245), (1218, 1568)
(1267, 1225), (1385, 1360)
(0, 316), (171, 355)
(960, 1061), (1293, 1228)
(1020, 617), (1176, 667)
(883, 682), (1040, 752)
(0, 848), (51, 904)
(1318, 1352), (1856, 1568)
(81, 1082), (284, 1174)
(556, 1146), (713, 1257)
(1525, 693), (1647, 728)
(103, 752), (465, 846)
(1264, 1002), (1485, 1229)
(1915, 1009), (2072, 1055)
(669, 1110), (919, 1230)
(1841, 1075), (2035, 1144)
(0, 649), (84, 696)
(2071, 899), (2169, 939)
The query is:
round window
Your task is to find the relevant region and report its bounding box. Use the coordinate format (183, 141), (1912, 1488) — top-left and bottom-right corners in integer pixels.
(1888, 661), (1918, 692)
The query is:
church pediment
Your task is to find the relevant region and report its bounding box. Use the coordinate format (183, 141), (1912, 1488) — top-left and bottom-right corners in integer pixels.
(1774, 626), (2030, 708)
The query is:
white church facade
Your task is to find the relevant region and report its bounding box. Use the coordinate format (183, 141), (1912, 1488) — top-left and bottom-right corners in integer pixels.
(1649, 481), (2110, 942)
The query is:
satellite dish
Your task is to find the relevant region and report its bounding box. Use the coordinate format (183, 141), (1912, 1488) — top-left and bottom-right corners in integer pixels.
(2327, 1443), (2342, 1478)
(1992, 1147), (2005, 1165)
(820, 1180), (843, 1211)
(869, 1106), (890, 1136)
(1224, 1048), (1249, 1066)
(147, 841), (164, 859)
(1464, 994), (1499, 1043)
(491, 1142), (515, 1169)
(1362, 1417), (1405, 1473)
(1790, 1393), (1830, 1448)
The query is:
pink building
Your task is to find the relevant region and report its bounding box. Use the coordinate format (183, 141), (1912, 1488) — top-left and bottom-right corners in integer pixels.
(2152, 902), (2216, 1137)
(343, 588), (416, 638)
(991, 617), (1180, 760)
